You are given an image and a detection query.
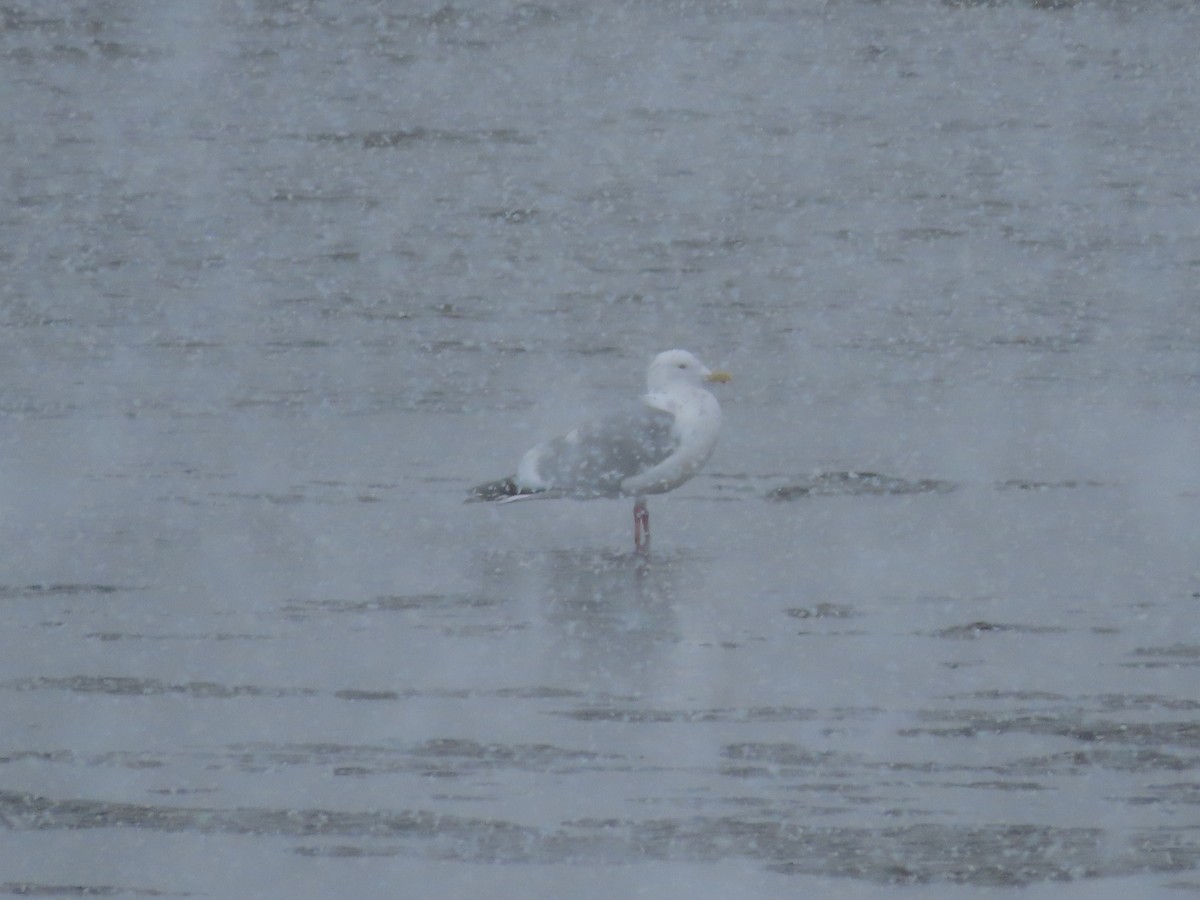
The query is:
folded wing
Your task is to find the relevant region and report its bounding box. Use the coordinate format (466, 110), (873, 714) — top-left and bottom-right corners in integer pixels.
(519, 402), (679, 499)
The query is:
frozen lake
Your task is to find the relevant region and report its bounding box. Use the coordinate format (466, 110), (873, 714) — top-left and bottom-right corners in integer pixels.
(2, 0), (1199, 896)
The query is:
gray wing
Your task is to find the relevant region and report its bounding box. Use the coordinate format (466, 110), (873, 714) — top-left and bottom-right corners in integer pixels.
(527, 402), (679, 498)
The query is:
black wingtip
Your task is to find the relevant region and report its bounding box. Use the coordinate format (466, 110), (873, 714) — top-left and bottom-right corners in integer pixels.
(467, 477), (522, 503)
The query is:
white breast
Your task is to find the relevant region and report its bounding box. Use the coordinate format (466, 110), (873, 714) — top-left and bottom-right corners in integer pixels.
(620, 386), (722, 497)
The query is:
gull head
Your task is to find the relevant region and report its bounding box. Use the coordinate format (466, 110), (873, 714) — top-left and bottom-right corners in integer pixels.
(646, 349), (732, 393)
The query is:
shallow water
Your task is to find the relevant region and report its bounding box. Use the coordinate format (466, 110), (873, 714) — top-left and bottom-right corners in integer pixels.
(2, 1), (1199, 897)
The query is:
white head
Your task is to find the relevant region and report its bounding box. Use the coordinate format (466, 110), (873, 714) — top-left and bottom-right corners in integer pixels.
(646, 349), (731, 393)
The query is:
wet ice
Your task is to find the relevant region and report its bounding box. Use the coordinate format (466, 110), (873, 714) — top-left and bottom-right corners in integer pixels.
(2, 0), (1200, 898)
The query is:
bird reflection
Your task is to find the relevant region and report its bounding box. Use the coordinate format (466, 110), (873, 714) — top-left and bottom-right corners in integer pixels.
(473, 547), (708, 693)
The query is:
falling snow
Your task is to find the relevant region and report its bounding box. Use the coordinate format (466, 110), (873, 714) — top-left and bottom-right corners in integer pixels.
(2, 1), (1199, 897)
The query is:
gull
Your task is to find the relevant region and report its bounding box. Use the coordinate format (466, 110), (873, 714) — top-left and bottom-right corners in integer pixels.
(469, 349), (731, 552)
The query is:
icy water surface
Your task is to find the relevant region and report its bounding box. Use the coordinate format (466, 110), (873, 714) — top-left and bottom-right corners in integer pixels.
(3, 0), (1200, 897)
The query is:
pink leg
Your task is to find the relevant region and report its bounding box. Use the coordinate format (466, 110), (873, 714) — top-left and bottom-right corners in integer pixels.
(634, 498), (649, 553)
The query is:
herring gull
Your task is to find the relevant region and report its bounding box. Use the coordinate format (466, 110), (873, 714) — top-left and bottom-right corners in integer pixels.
(469, 349), (731, 551)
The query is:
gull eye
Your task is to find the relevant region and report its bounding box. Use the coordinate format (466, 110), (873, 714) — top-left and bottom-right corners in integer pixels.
(677, 362), (687, 369)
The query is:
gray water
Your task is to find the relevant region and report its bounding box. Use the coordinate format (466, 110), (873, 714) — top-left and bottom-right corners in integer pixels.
(2, 1), (1199, 897)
